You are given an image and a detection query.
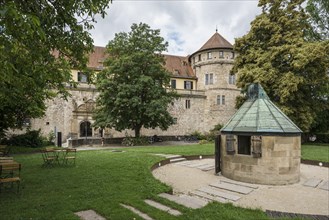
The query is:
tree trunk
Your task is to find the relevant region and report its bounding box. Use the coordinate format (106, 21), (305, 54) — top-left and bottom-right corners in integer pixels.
(134, 126), (141, 138)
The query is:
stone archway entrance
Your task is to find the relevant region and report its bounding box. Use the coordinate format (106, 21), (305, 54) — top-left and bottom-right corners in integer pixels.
(80, 121), (92, 137)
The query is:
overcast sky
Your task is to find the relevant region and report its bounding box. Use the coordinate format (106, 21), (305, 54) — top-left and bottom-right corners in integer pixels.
(89, 0), (262, 56)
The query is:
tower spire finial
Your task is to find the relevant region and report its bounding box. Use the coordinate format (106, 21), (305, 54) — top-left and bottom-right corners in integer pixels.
(216, 25), (218, 33)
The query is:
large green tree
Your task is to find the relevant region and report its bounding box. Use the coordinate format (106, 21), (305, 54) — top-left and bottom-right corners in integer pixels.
(232, 0), (329, 132)
(0, 0), (111, 137)
(306, 0), (329, 40)
(94, 23), (177, 137)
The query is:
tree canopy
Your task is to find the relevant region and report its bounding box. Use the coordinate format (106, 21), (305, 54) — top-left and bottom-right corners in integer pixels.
(306, 0), (329, 40)
(94, 23), (177, 137)
(232, 0), (329, 132)
(0, 0), (111, 137)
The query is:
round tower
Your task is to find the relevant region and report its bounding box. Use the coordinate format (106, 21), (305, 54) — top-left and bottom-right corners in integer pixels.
(189, 32), (240, 131)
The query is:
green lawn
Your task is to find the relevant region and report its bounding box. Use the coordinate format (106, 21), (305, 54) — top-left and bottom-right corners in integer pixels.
(0, 144), (270, 220)
(1, 143), (327, 219)
(301, 144), (329, 162)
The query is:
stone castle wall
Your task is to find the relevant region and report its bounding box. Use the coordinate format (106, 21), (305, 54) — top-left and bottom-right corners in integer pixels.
(21, 45), (240, 144)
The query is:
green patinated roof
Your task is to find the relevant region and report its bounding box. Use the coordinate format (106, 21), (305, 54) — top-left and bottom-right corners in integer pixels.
(221, 83), (302, 134)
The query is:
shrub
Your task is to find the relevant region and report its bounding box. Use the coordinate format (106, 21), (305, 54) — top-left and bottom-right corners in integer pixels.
(190, 131), (206, 140)
(121, 135), (149, 146)
(7, 129), (44, 148)
(315, 133), (329, 143)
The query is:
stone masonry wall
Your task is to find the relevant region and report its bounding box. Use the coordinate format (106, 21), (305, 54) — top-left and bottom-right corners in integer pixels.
(220, 135), (301, 185)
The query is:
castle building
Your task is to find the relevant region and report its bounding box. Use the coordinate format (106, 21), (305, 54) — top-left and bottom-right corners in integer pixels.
(26, 32), (241, 143)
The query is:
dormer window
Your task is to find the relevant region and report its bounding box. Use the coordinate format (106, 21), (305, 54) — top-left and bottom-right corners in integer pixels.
(184, 81), (193, 90)
(174, 69), (179, 75)
(207, 52), (212, 59)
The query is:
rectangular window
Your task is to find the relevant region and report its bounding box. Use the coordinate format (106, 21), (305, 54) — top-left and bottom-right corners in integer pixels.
(205, 73), (213, 85)
(217, 95), (226, 105)
(185, 100), (191, 109)
(193, 57), (195, 64)
(198, 54), (201, 61)
(229, 74), (236, 84)
(173, 118), (178, 124)
(219, 51), (224, 58)
(209, 73), (213, 84)
(231, 52), (235, 59)
(217, 95), (220, 105)
(184, 81), (193, 90)
(238, 136), (251, 155)
(78, 72), (88, 83)
(171, 79), (176, 89)
(207, 52), (212, 59)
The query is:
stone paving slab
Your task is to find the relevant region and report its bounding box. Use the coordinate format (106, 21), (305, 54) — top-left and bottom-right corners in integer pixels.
(210, 182), (254, 195)
(195, 164), (215, 170)
(159, 193), (208, 209)
(152, 154), (182, 159)
(175, 161), (194, 165)
(197, 186), (241, 201)
(190, 190), (228, 203)
(185, 162), (210, 168)
(318, 181), (329, 191)
(303, 178), (323, 188)
(144, 199), (181, 216)
(74, 210), (106, 220)
(220, 179), (259, 189)
(201, 166), (215, 171)
(170, 158), (186, 163)
(120, 204), (154, 220)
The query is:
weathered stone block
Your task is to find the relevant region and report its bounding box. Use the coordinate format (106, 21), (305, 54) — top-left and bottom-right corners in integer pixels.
(271, 151), (287, 157)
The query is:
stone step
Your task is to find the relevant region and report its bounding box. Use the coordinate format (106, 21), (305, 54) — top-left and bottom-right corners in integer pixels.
(120, 204), (154, 220)
(144, 199), (181, 216)
(318, 181), (329, 191)
(210, 182), (254, 195)
(303, 178), (323, 188)
(158, 193), (208, 209)
(75, 210), (106, 220)
(197, 186), (241, 202)
(185, 162), (209, 168)
(170, 158), (186, 163)
(220, 179), (259, 189)
(190, 190), (228, 203)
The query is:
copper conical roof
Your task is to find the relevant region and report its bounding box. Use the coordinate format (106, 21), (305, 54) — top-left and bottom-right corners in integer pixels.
(221, 83), (302, 135)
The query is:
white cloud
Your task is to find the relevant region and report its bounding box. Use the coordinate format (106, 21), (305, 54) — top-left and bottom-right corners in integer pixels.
(89, 0), (261, 56)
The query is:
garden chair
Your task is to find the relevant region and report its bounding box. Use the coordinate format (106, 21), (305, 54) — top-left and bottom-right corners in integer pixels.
(0, 162), (21, 193)
(41, 149), (57, 167)
(63, 148), (77, 165)
(0, 145), (10, 157)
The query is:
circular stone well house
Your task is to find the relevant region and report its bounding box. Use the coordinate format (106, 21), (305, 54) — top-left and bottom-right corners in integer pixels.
(220, 83), (302, 185)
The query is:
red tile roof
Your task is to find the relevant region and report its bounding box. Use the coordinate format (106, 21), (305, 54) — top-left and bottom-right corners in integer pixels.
(197, 32), (233, 51)
(86, 46), (195, 78)
(163, 54), (195, 79)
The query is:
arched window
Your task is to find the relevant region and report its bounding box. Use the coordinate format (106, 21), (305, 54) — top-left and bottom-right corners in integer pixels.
(80, 121), (92, 137)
